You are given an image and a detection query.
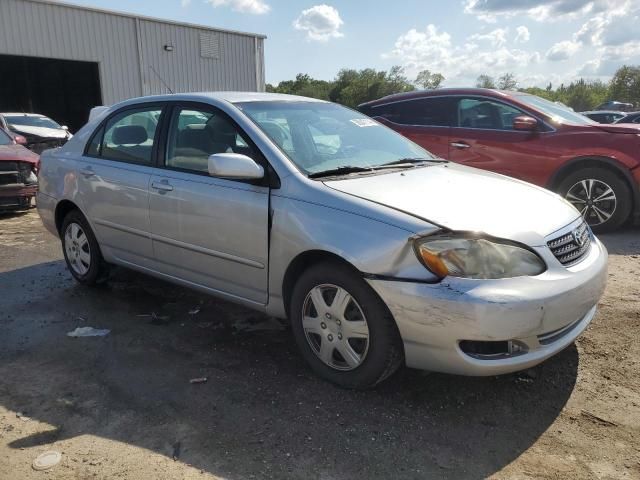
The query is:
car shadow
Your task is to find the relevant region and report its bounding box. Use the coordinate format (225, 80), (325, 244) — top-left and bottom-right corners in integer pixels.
(0, 261), (579, 479)
(598, 224), (640, 256)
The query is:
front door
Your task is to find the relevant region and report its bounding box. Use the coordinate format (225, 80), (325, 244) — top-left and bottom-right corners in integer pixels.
(78, 104), (164, 266)
(148, 104), (270, 304)
(447, 97), (550, 184)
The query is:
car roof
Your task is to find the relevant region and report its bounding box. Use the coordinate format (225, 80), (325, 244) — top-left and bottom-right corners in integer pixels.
(358, 88), (519, 108)
(581, 110), (624, 115)
(0, 112), (48, 117)
(114, 91), (328, 108)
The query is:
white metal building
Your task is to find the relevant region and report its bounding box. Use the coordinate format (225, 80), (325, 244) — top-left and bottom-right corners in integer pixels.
(0, 0), (266, 131)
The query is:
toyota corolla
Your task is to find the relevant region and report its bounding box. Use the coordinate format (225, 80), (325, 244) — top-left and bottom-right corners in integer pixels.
(36, 93), (607, 388)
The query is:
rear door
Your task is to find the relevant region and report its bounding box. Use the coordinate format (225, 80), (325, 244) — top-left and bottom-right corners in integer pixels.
(148, 103), (270, 304)
(366, 97), (454, 158)
(79, 104), (165, 266)
(448, 96), (550, 183)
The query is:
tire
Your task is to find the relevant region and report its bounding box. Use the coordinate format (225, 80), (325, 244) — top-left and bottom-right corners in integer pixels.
(290, 261), (403, 389)
(61, 209), (109, 285)
(556, 167), (632, 233)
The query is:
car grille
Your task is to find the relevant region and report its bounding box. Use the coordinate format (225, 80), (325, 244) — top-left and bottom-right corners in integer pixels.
(0, 161), (34, 186)
(547, 220), (591, 266)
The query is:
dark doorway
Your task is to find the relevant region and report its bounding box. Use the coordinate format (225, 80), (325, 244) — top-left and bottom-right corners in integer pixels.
(0, 54), (102, 133)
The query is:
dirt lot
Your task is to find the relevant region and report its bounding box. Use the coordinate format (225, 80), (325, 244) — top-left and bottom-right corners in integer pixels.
(0, 209), (638, 480)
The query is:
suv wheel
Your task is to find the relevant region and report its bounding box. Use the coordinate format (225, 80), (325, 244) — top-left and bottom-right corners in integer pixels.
(61, 210), (109, 285)
(557, 167), (632, 233)
(290, 261), (403, 389)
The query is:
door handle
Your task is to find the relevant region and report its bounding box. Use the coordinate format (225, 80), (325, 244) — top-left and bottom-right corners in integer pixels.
(80, 167), (95, 177)
(450, 141), (471, 149)
(151, 180), (174, 192)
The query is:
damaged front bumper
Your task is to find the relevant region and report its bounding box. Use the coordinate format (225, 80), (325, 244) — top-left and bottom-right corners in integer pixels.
(366, 237), (608, 376)
(0, 163), (38, 210)
(0, 184), (38, 210)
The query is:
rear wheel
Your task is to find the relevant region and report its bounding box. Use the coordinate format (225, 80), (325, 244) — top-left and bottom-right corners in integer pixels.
(290, 261), (403, 389)
(557, 167), (632, 233)
(61, 210), (109, 285)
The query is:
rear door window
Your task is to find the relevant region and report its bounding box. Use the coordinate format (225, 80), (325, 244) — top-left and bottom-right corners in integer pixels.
(91, 107), (162, 165)
(369, 97), (454, 127)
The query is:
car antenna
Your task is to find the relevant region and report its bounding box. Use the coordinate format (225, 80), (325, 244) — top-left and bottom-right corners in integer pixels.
(149, 65), (174, 94)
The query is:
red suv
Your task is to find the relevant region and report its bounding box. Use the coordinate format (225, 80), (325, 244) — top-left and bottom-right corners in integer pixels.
(359, 88), (640, 232)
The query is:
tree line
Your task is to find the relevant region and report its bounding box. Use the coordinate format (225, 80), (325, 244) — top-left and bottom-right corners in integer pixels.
(266, 65), (640, 112)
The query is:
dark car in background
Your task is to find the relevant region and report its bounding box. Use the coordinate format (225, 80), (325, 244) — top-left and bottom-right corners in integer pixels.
(359, 88), (640, 232)
(616, 111), (640, 124)
(0, 127), (39, 211)
(581, 110), (626, 124)
(0, 113), (72, 154)
(595, 101), (635, 112)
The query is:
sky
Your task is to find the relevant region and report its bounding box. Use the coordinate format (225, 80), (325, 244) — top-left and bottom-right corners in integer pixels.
(59, 0), (640, 88)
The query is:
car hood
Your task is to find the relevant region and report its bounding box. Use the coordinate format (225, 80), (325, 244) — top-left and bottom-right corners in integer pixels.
(595, 123), (640, 134)
(10, 125), (68, 140)
(325, 163), (580, 246)
(0, 144), (39, 164)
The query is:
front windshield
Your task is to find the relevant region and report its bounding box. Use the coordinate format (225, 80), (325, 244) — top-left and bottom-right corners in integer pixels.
(515, 94), (597, 126)
(235, 101), (434, 175)
(5, 115), (61, 129)
(0, 129), (11, 146)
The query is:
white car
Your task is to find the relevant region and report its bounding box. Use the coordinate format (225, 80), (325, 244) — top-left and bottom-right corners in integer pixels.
(37, 92), (608, 388)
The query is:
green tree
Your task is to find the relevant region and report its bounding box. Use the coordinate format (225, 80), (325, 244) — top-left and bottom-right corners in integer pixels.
(329, 66), (415, 107)
(414, 69), (445, 89)
(476, 74), (496, 89)
(609, 65), (640, 105)
(266, 73), (332, 100)
(498, 73), (518, 90)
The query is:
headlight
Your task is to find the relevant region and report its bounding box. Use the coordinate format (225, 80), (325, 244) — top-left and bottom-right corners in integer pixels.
(414, 234), (546, 279)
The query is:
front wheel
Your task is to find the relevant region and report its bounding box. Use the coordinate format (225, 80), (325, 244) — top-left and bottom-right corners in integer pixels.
(290, 262), (403, 389)
(557, 167), (632, 233)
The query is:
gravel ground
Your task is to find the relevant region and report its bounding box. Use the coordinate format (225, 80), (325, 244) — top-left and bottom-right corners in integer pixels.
(0, 210), (638, 480)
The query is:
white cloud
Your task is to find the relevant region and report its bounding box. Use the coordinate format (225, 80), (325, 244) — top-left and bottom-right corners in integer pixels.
(515, 26), (530, 43)
(571, 1), (640, 74)
(181, 0), (191, 6)
(206, 0), (270, 14)
(573, 1), (639, 46)
(293, 5), (344, 42)
(469, 28), (508, 48)
(546, 40), (581, 61)
(386, 24), (540, 86)
(464, 0), (608, 22)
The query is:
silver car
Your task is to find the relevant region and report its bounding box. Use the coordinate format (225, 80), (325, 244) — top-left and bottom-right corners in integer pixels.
(37, 92), (608, 388)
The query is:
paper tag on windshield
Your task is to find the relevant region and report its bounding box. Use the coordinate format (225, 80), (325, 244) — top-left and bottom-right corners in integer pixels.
(350, 118), (378, 127)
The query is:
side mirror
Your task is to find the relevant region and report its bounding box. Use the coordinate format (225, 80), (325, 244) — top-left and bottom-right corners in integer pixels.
(513, 115), (538, 131)
(208, 153), (264, 180)
(61, 125), (69, 131)
(14, 135), (27, 145)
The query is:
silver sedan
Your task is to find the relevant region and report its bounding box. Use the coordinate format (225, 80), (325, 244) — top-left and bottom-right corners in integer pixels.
(37, 92), (607, 388)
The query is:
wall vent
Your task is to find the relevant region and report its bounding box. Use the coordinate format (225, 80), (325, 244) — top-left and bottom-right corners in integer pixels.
(200, 33), (220, 59)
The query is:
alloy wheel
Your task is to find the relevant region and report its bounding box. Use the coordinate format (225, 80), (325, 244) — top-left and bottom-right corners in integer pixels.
(301, 284), (370, 371)
(64, 222), (91, 276)
(565, 179), (617, 227)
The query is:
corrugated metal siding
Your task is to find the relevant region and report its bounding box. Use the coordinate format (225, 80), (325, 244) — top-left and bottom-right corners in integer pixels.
(0, 0), (265, 104)
(138, 20), (261, 95)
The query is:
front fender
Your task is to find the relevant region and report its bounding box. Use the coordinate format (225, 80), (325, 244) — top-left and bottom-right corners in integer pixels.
(265, 195), (439, 317)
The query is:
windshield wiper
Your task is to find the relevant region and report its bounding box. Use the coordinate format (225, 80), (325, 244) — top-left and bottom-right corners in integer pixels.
(377, 157), (448, 167)
(308, 158), (447, 179)
(308, 166), (373, 179)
